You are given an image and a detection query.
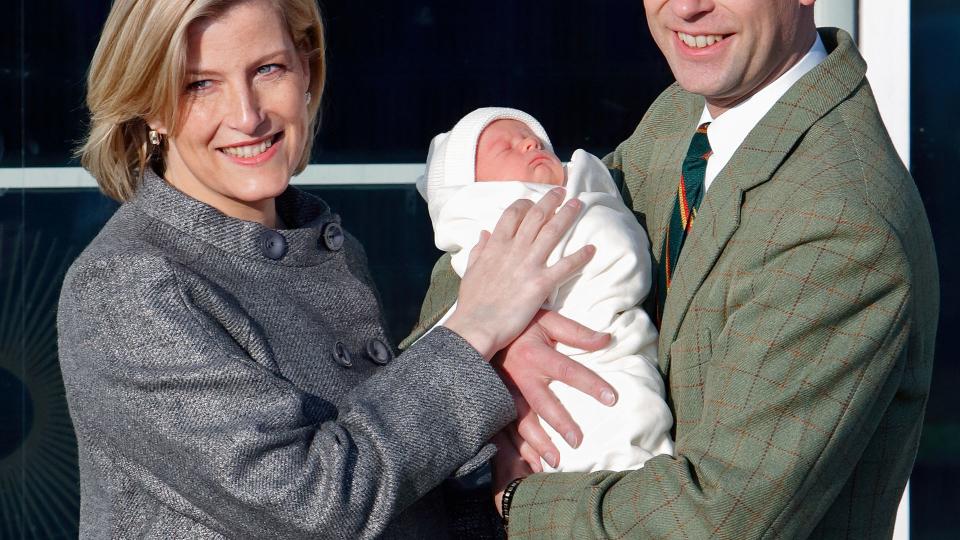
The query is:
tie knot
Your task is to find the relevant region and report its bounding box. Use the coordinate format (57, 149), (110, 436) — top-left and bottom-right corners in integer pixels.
(687, 122), (713, 163)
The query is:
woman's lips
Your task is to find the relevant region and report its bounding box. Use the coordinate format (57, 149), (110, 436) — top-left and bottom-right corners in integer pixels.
(219, 132), (283, 165)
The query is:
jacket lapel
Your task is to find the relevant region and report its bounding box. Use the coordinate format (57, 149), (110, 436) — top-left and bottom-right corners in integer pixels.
(657, 28), (867, 370)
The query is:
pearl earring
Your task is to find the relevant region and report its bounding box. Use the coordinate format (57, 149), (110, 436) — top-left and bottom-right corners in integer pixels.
(148, 130), (161, 146)
(305, 91), (312, 104)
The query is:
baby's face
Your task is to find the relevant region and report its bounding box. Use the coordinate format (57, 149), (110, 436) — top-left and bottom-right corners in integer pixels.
(475, 119), (564, 186)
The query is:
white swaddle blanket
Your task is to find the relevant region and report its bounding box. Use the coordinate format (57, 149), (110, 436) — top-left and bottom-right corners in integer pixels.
(421, 148), (674, 472)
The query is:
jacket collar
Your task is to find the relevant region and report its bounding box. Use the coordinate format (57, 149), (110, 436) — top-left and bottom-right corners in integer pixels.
(131, 169), (340, 267)
(658, 28), (868, 363)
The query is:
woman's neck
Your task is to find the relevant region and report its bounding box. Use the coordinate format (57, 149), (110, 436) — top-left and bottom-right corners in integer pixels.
(163, 167), (279, 228)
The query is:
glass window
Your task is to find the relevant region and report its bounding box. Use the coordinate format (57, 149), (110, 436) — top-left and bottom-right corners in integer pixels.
(910, 0), (960, 536)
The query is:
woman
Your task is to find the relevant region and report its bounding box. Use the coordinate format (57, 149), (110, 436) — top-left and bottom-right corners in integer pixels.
(59, 0), (599, 537)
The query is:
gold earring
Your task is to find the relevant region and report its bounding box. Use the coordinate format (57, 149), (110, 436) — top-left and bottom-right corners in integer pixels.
(148, 130), (161, 146)
(305, 91), (311, 104)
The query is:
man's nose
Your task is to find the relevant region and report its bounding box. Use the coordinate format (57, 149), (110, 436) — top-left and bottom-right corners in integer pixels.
(670, 0), (715, 20)
(225, 85), (265, 134)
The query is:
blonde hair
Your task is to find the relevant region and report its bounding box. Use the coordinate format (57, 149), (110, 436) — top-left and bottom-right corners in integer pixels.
(79, 0), (325, 201)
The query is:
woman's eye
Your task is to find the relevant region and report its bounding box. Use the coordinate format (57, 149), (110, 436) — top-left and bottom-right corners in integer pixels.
(186, 79), (212, 92)
(256, 64), (284, 76)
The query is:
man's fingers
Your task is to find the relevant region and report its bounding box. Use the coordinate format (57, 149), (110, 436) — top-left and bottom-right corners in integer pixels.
(536, 310), (611, 352)
(516, 411), (559, 469)
(497, 426), (540, 472)
(491, 431), (534, 484)
(544, 348), (618, 407)
(517, 375), (582, 449)
(509, 425), (545, 472)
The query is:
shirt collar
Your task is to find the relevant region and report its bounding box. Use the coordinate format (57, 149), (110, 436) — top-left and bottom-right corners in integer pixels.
(700, 33), (827, 189)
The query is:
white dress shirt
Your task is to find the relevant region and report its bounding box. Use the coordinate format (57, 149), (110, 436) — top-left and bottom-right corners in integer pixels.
(700, 34), (828, 190)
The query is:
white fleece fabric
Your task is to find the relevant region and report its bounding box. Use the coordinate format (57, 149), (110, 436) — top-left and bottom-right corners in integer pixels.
(422, 148), (675, 472)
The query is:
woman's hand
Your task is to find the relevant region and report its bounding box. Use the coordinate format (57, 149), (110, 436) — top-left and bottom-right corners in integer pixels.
(443, 188), (595, 360)
(496, 310), (615, 470)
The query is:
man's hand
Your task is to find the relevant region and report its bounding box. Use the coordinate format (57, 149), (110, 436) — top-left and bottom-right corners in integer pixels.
(491, 432), (533, 515)
(494, 310), (615, 469)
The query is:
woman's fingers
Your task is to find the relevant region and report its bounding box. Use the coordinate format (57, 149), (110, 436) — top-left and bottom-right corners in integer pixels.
(491, 198), (534, 242)
(514, 187), (565, 244)
(545, 244), (595, 285)
(444, 189), (590, 357)
(465, 230), (490, 271)
(527, 197), (583, 262)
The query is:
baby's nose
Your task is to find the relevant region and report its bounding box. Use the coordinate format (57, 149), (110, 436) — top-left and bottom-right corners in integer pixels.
(521, 137), (542, 151)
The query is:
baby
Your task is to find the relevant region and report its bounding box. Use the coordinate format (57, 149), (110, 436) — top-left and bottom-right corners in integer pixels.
(417, 107), (674, 472)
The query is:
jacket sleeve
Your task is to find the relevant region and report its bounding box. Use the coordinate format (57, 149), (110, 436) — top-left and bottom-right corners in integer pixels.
(503, 195), (915, 539)
(57, 255), (514, 539)
(400, 252), (460, 349)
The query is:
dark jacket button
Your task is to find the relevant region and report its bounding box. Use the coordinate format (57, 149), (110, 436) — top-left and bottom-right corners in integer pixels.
(260, 230), (288, 260)
(321, 222), (345, 251)
(366, 338), (394, 366)
(333, 341), (352, 368)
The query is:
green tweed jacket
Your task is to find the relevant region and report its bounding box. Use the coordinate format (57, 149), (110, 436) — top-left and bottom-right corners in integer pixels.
(403, 29), (938, 538)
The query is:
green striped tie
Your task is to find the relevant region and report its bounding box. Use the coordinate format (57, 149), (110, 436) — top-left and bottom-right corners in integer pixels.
(655, 122), (712, 325)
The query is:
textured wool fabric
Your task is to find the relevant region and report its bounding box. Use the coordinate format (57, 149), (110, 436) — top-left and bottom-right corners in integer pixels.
(418, 107), (553, 224)
(423, 148), (672, 472)
(57, 170), (515, 539)
(405, 28), (939, 538)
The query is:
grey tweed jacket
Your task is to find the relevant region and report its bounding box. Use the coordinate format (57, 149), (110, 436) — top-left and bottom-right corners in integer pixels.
(57, 170), (515, 539)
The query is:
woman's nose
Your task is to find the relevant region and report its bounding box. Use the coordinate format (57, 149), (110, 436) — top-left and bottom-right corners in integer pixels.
(225, 85), (265, 134)
(669, 0), (715, 20)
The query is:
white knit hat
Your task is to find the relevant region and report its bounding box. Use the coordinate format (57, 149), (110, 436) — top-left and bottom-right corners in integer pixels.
(417, 107), (553, 221)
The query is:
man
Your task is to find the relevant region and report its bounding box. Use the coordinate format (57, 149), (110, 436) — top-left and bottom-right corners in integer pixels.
(405, 0), (939, 537)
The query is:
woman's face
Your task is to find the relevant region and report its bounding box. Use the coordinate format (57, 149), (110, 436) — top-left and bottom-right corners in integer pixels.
(155, 0), (310, 225)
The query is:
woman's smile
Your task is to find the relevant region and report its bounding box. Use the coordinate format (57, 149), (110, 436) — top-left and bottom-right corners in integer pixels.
(153, 0), (311, 226)
(218, 131), (285, 164)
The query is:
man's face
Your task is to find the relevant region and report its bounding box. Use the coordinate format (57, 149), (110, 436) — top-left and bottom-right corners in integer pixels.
(644, 0), (816, 115)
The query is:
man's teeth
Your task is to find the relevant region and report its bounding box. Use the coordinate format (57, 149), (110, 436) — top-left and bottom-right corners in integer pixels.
(222, 138), (273, 158)
(678, 32), (725, 48)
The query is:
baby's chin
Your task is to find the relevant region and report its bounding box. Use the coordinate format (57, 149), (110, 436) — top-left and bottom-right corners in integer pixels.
(477, 165), (565, 186)
(476, 174), (566, 186)
(531, 170), (567, 186)
(540, 175), (567, 186)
